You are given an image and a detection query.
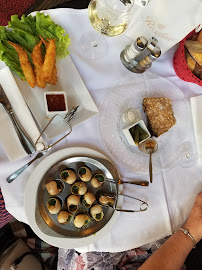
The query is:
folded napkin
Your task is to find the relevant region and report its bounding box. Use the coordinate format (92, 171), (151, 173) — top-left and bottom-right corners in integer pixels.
(190, 95), (202, 165)
(0, 66), (44, 161)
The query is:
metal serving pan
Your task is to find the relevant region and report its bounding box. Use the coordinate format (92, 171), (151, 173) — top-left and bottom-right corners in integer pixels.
(37, 156), (121, 238)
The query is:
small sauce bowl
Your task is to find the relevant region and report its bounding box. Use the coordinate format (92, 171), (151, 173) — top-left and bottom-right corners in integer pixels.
(44, 91), (68, 117)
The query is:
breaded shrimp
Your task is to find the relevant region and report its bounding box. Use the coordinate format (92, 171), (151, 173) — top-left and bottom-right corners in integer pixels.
(32, 40), (46, 88)
(8, 41), (36, 88)
(40, 39), (56, 82)
(40, 36), (57, 85)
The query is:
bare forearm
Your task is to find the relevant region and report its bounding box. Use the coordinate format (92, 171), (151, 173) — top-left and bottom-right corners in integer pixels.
(139, 230), (194, 270)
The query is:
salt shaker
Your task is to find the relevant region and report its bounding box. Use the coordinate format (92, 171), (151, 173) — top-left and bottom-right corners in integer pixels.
(122, 108), (141, 124)
(120, 37), (148, 71)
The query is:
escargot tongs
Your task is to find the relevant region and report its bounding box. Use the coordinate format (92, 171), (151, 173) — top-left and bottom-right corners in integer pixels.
(96, 191), (149, 213)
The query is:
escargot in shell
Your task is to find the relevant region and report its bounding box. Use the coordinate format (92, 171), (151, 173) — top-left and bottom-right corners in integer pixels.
(74, 214), (91, 228)
(67, 195), (80, 213)
(71, 181), (87, 195)
(57, 211), (72, 224)
(91, 174), (105, 188)
(90, 204), (104, 221)
(99, 195), (115, 207)
(46, 180), (63, 196)
(78, 166), (92, 182)
(60, 169), (77, 184)
(47, 198), (61, 214)
(82, 192), (96, 208)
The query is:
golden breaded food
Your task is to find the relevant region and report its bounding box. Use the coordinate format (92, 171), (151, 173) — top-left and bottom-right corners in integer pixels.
(40, 39), (56, 82)
(143, 97), (176, 137)
(8, 41), (36, 88)
(40, 37), (57, 85)
(32, 40), (46, 88)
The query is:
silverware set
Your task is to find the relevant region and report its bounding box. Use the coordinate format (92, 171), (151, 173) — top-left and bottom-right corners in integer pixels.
(4, 98), (79, 183)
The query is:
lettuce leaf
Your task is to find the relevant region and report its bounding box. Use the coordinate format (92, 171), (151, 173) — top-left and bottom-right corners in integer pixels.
(35, 13), (70, 59)
(0, 40), (25, 80)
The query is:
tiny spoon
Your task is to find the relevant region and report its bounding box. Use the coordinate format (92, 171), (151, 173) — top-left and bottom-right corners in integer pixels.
(145, 139), (158, 183)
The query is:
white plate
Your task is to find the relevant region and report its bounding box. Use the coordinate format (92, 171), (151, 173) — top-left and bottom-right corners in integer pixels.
(11, 56), (98, 139)
(99, 72), (196, 175)
(24, 147), (123, 249)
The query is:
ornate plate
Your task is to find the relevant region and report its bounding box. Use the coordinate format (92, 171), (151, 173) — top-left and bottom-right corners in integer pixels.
(99, 72), (196, 174)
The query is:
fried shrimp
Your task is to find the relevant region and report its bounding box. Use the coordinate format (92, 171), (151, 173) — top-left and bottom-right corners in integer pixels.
(48, 60), (57, 85)
(8, 41), (36, 88)
(40, 39), (56, 82)
(32, 40), (46, 88)
(40, 36), (57, 85)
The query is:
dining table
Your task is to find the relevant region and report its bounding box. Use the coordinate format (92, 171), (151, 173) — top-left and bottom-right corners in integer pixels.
(0, 8), (202, 254)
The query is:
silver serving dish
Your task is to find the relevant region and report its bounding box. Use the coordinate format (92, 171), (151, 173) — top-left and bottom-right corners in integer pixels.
(37, 156), (120, 238)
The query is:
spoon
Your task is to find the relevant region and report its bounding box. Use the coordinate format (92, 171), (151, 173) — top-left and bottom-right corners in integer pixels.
(6, 151), (46, 183)
(145, 139), (158, 183)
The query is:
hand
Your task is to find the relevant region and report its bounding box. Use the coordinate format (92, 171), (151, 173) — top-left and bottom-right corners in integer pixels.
(184, 192), (202, 243)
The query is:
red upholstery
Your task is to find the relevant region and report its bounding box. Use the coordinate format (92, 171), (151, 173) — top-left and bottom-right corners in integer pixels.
(0, 189), (13, 229)
(0, 0), (38, 26)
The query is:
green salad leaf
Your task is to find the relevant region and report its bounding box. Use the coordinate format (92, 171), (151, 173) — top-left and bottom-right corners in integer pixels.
(0, 13), (70, 80)
(36, 13), (70, 59)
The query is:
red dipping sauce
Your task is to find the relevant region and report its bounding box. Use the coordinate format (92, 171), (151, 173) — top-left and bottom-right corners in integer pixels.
(46, 94), (66, 112)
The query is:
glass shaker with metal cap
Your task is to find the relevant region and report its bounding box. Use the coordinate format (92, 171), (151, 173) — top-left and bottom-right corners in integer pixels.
(134, 46), (161, 73)
(120, 37), (148, 70)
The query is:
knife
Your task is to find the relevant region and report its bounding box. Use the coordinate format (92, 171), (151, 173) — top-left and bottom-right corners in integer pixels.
(0, 84), (36, 155)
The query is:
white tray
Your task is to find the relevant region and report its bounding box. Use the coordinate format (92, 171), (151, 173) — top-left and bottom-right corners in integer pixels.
(12, 56), (99, 139)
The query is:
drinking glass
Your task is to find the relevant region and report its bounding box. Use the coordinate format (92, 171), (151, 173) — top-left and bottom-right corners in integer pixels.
(81, 0), (134, 59)
(178, 141), (197, 168)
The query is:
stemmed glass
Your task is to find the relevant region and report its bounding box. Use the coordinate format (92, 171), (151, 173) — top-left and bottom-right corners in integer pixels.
(81, 0), (134, 59)
(178, 141), (198, 168)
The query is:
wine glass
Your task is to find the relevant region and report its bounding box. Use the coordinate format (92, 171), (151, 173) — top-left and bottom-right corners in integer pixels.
(81, 0), (134, 59)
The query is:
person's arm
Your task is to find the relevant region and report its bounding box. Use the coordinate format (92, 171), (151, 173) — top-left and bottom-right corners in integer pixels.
(139, 192), (202, 270)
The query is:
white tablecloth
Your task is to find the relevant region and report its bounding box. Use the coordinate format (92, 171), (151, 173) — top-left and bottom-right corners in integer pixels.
(0, 9), (202, 253)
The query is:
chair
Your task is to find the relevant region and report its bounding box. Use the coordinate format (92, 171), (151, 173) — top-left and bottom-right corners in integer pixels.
(0, 189), (13, 229)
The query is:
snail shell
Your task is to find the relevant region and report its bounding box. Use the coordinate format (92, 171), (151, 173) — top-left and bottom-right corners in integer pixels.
(71, 181), (87, 195)
(46, 180), (63, 195)
(91, 174), (105, 188)
(67, 195), (80, 213)
(47, 198), (61, 214)
(90, 204), (104, 221)
(99, 195), (115, 207)
(57, 211), (72, 224)
(82, 192), (96, 208)
(74, 214), (90, 228)
(78, 166), (92, 182)
(60, 169), (77, 184)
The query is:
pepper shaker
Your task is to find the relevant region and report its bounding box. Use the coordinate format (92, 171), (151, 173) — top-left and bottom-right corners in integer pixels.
(120, 37), (148, 71)
(134, 46), (161, 73)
